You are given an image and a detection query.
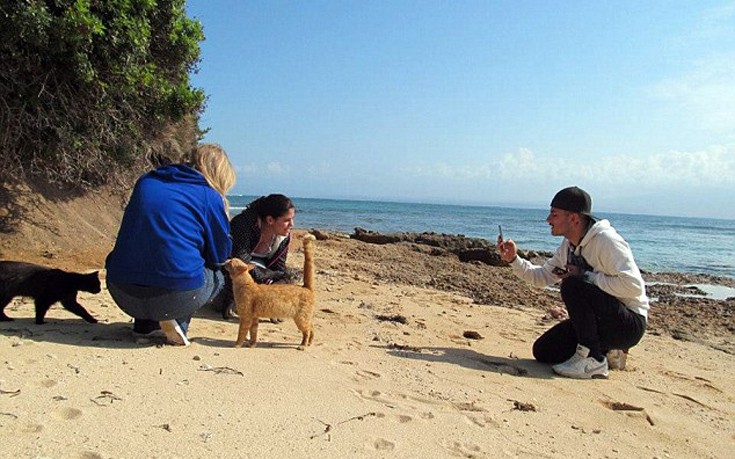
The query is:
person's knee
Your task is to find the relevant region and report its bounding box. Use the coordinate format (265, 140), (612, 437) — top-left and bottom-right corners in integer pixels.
(532, 320), (578, 364)
(532, 338), (551, 362)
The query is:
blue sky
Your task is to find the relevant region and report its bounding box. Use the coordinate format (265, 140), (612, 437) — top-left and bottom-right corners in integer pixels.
(186, 1), (735, 220)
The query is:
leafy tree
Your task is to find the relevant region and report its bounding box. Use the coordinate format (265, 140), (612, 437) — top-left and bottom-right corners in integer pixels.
(0, 0), (205, 188)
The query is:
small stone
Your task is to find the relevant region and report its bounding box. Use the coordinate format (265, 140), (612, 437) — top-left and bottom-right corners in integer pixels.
(463, 330), (483, 340)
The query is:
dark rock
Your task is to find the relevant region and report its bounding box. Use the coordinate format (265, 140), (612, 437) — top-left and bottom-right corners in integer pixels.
(351, 228), (507, 266)
(456, 248), (505, 266)
(463, 330), (483, 340)
(310, 229), (330, 240)
(351, 227), (408, 244)
(376, 314), (408, 324)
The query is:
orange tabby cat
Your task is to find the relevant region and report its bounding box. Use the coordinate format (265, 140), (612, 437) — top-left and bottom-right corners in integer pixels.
(224, 234), (316, 350)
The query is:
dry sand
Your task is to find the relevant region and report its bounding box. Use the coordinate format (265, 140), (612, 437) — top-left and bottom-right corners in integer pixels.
(1, 230), (734, 459)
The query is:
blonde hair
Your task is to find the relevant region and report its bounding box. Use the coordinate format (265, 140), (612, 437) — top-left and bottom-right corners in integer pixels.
(186, 143), (236, 212)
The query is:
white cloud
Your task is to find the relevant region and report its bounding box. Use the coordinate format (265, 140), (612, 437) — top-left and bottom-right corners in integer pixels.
(405, 146), (735, 188)
(233, 160), (291, 178)
(409, 162), (495, 180)
(236, 163), (257, 176)
(266, 162), (289, 174)
(305, 161), (332, 176)
(611, 152), (729, 188)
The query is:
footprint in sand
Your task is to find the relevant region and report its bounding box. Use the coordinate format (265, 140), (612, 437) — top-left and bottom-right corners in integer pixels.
(463, 413), (500, 428)
(55, 407), (83, 420)
(41, 379), (57, 388)
(442, 439), (483, 458)
(355, 389), (447, 413)
(451, 401), (502, 428)
(372, 438), (396, 451)
(77, 452), (104, 459)
(354, 369), (382, 381)
(396, 414), (412, 423)
(354, 389), (392, 405)
(21, 423), (44, 433)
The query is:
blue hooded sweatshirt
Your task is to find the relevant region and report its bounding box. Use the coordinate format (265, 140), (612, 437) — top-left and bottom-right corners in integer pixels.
(105, 164), (232, 290)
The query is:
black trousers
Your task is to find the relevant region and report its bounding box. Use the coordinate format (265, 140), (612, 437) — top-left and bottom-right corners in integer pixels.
(532, 277), (647, 364)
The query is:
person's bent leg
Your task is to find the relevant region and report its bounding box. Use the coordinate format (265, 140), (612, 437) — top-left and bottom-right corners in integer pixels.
(108, 281), (163, 337)
(207, 268), (230, 313)
(597, 301), (646, 356)
(109, 271), (223, 344)
(601, 309), (645, 370)
(171, 268), (226, 334)
(532, 319), (577, 364)
(554, 277), (645, 379)
(562, 276), (646, 356)
(560, 277), (608, 361)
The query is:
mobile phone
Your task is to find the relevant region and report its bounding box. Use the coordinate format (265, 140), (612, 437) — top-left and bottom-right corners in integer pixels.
(498, 225), (503, 241)
(552, 266), (568, 275)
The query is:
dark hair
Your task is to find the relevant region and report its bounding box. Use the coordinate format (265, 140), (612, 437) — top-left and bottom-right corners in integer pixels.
(248, 194), (295, 219)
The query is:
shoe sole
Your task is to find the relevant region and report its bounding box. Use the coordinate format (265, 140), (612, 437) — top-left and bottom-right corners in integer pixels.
(159, 320), (191, 346)
(554, 370), (609, 379)
(132, 330), (167, 339)
(553, 361), (609, 379)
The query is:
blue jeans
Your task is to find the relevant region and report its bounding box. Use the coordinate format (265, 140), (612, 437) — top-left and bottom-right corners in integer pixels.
(108, 268), (224, 334)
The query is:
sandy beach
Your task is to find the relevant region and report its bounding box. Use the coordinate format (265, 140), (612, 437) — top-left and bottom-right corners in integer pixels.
(1, 227), (733, 459)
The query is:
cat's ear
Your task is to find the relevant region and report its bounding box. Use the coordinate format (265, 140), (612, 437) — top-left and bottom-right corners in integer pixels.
(224, 259), (248, 275)
(223, 259), (234, 274)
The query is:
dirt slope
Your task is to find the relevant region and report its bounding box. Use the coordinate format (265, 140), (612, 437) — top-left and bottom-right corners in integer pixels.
(0, 181), (126, 270)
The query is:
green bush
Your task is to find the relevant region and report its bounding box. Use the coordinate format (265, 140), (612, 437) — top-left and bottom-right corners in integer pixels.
(0, 0), (205, 187)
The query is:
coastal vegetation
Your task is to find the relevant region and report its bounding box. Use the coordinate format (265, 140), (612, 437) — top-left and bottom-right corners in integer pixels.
(0, 0), (204, 189)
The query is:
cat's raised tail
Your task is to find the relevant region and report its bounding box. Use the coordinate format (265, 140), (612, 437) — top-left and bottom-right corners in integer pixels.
(302, 234), (316, 291)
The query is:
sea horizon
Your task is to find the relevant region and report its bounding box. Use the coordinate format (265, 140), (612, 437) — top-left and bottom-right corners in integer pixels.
(229, 194), (735, 280)
(230, 194), (735, 223)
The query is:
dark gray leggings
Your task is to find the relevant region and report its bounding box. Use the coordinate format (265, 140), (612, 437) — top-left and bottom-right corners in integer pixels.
(532, 276), (646, 364)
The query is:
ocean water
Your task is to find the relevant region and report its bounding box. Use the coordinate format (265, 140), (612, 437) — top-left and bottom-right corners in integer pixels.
(230, 195), (735, 279)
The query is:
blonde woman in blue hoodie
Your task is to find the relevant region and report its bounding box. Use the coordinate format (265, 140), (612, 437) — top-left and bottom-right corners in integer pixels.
(106, 144), (236, 346)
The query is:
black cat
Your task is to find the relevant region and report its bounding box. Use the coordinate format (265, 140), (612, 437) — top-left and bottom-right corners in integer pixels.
(0, 260), (101, 324)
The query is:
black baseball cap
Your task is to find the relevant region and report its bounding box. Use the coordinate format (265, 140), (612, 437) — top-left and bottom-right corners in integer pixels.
(550, 186), (598, 220)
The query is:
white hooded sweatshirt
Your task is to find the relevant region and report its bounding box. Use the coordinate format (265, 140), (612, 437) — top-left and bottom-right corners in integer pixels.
(511, 219), (649, 319)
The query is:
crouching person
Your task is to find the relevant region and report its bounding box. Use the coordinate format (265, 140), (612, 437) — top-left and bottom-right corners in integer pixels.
(497, 186), (648, 379)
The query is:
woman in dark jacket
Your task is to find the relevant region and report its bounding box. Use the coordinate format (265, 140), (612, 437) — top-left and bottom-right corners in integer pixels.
(219, 194), (296, 318)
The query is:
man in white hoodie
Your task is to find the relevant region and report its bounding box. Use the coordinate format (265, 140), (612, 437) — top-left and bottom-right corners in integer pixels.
(497, 186), (649, 379)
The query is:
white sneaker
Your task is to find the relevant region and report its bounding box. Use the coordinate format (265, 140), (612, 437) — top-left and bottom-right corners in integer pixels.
(606, 349), (628, 370)
(553, 344), (609, 379)
(159, 320), (191, 346)
(551, 344), (588, 374)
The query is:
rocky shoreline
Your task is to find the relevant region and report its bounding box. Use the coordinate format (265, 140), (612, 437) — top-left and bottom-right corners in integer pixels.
(317, 227), (735, 355)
